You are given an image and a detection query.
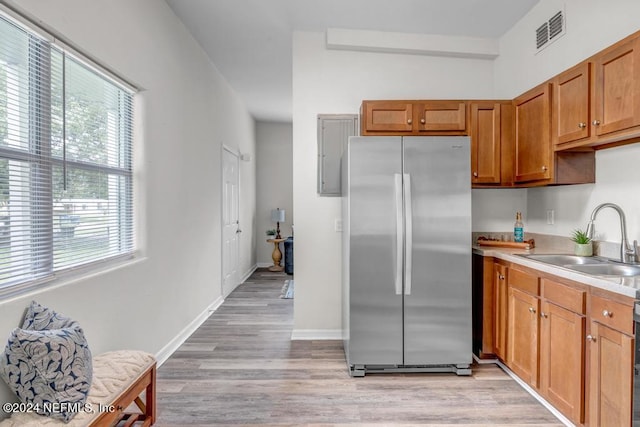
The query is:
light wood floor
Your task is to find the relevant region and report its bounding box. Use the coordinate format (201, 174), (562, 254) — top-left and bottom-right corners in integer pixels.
(155, 269), (563, 426)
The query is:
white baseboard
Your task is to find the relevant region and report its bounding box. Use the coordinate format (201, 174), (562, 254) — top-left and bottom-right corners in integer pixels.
(495, 360), (574, 427)
(240, 264), (258, 283)
(256, 262), (272, 268)
(290, 329), (343, 340)
(155, 296), (224, 366)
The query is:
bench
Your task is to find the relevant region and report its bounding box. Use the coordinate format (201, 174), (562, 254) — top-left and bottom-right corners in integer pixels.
(0, 350), (156, 427)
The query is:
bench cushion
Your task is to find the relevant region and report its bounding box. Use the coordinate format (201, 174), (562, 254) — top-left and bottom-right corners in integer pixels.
(0, 350), (155, 426)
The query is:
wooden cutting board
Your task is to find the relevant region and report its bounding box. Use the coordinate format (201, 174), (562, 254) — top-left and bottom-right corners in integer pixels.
(476, 238), (535, 249)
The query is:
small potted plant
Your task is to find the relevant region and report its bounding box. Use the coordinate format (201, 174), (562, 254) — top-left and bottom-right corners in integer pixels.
(571, 229), (593, 256)
(266, 229), (277, 239)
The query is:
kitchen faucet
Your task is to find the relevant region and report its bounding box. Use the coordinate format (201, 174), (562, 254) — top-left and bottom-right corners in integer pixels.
(585, 203), (638, 264)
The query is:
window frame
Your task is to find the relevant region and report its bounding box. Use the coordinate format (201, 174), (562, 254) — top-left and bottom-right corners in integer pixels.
(0, 5), (138, 299)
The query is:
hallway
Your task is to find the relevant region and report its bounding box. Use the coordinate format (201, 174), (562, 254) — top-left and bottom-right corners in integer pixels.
(155, 269), (562, 426)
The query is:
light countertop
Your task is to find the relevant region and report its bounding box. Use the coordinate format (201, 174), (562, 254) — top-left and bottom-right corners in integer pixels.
(473, 236), (640, 299)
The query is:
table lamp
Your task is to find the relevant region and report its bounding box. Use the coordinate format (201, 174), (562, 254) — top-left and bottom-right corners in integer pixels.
(271, 208), (285, 239)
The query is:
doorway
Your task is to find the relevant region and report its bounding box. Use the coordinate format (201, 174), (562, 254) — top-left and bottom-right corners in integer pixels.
(222, 147), (240, 297)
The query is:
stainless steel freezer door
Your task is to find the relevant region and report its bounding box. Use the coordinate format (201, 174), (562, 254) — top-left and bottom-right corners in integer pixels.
(347, 137), (404, 366)
(402, 136), (472, 366)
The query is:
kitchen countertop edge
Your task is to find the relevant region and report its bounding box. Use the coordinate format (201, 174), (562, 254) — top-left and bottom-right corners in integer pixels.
(473, 246), (640, 299)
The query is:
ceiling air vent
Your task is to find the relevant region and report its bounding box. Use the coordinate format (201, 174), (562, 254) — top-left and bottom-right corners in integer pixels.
(536, 9), (566, 52)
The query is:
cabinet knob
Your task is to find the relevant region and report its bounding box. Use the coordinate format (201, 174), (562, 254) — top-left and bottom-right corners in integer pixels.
(420, 118), (426, 124)
(473, 172), (478, 177)
(407, 119), (413, 124)
(540, 312), (548, 318)
(541, 165), (548, 171)
(578, 122), (587, 129)
(528, 307), (536, 314)
(602, 310), (612, 318)
(586, 335), (596, 342)
(498, 274), (505, 280)
(592, 120), (601, 126)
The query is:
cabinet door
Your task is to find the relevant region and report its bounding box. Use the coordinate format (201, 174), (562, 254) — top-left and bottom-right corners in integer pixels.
(588, 321), (633, 427)
(415, 101), (466, 133)
(361, 101), (414, 133)
(471, 103), (501, 184)
(593, 37), (640, 136)
(507, 287), (540, 387)
(493, 263), (508, 361)
(539, 301), (585, 424)
(514, 83), (552, 183)
(553, 62), (591, 146)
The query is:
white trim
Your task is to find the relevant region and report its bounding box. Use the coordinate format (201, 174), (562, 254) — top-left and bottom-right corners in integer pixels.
(495, 360), (574, 427)
(240, 264), (257, 284)
(155, 297), (224, 366)
(257, 262), (272, 268)
(291, 329), (343, 340)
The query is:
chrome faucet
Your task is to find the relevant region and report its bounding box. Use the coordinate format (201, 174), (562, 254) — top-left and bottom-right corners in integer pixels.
(585, 203), (638, 264)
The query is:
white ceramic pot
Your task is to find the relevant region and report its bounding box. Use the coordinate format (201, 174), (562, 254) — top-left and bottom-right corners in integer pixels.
(574, 242), (593, 256)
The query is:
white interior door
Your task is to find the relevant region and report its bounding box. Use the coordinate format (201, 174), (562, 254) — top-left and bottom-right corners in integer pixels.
(222, 147), (240, 297)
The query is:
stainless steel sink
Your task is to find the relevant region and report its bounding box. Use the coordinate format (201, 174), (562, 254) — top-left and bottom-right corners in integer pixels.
(517, 254), (606, 266)
(516, 253), (640, 277)
(567, 263), (640, 277)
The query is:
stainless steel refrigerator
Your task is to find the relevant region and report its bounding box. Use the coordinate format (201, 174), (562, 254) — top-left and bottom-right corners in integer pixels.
(342, 136), (472, 377)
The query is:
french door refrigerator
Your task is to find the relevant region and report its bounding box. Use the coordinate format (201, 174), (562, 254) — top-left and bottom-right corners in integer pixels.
(342, 136), (472, 377)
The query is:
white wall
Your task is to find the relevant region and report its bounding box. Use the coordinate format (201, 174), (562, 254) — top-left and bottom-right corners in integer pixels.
(256, 121), (293, 266)
(495, 0), (640, 243)
(292, 31), (505, 335)
(0, 0), (256, 408)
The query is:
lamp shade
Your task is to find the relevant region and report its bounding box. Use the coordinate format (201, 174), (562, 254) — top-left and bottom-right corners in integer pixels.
(271, 209), (285, 223)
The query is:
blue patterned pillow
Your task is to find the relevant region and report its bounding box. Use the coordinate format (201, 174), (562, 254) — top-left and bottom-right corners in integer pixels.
(0, 303), (92, 422)
(21, 300), (78, 331)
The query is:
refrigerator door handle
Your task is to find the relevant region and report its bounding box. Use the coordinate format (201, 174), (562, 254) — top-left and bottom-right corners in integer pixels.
(404, 173), (413, 296)
(394, 173), (403, 295)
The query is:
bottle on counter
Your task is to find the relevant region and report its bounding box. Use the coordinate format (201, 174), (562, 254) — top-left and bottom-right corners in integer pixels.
(514, 212), (524, 242)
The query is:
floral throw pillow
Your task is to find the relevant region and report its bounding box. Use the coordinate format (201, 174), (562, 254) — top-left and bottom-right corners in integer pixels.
(21, 300), (78, 331)
(0, 303), (92, 422)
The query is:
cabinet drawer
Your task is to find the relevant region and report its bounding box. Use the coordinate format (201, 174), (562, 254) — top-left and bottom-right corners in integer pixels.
(590, 295), (633, 335)
(542, 279), (586, 314)
(508, 268), (539, 295)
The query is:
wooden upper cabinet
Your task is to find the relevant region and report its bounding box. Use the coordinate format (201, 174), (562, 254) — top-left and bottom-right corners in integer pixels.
(553, 62), (592, 146)
(514, 83), (552, 183)
(360, 100), (467, 135)
(593, 36), (640, 137)
(470, 102), (501, 184)
(361, 101), (413, 133)
(415, 101), (466, 133)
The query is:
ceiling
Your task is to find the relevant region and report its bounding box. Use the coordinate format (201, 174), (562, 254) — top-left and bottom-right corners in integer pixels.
(165, 0), (540, 123)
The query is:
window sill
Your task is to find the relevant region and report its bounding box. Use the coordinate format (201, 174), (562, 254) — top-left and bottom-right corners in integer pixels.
(0, 252), (147, 303)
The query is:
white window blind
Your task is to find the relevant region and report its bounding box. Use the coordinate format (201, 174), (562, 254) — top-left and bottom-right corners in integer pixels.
(0, 13), (134, 292)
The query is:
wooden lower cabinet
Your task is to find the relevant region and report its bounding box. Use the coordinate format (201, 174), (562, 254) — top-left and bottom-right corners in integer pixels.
(588, 321), (634, 427)
(539, 301), (586, 424)
(493, 262), (508, 361)
(481, 257), (636, 426)
(507, 286), (540, 387)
